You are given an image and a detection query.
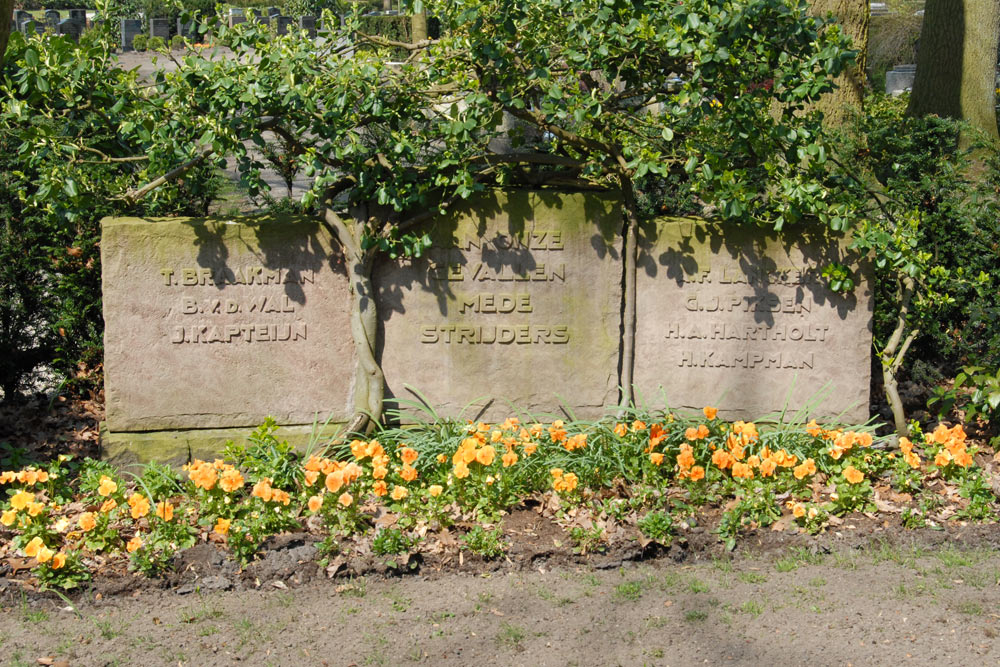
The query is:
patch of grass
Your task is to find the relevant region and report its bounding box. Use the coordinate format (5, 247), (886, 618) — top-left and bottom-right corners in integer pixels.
(809, 577), (826, 587)
(684, 609), (709, 622)
(429, 610), (455, 623)
(180, 601), (223, 624)
(774, 558), (798, 573)
(362, 633), (390, 666)
(687, 577), (710, 593)
(740, 600), (764, 616)
(738, 572), (768, 584)
(712, 558), (734, 573)
(935, 546), (980, 569)
(957, 600), (984, 616)
(198, 625), (219, 637)
(613, 580), (644, 602)
(645, 615), (667, 628)
(387, 591), (412, 612)
(496, 622), (526, 648)
(94, 617), (124, 640)
(832, 552), (859, 570)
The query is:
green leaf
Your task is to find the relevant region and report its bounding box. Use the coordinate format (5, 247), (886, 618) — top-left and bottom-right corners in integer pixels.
(24, 48), (39, 67)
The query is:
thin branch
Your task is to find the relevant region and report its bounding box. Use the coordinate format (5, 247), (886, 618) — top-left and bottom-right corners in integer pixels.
(355, 31), (436, 51)
(122, 147), (213, 203)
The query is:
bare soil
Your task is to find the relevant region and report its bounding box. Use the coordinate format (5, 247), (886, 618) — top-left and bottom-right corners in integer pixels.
(3, 523), (1000, 667)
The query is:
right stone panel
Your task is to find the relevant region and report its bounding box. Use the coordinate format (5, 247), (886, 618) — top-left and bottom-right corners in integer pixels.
(634, 218), (872, 422)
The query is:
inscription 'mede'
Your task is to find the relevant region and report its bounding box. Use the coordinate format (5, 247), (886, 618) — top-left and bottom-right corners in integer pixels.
(634, 218), (872, 421)
(376, 190), (623, 420)
(102, 216), (355, 432)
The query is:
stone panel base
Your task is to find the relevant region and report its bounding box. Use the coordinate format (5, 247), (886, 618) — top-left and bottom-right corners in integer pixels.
(100, 422), (345, 468)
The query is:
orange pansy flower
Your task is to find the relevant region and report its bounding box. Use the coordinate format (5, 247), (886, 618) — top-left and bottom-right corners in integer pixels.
(78, 512), (97, 532)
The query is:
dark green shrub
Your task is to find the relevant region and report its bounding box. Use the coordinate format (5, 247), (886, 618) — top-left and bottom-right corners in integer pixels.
(147, 35), (166, 51)
(170, 34), (186, 50)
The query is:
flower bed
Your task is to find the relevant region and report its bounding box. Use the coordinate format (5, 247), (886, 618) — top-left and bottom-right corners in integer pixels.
(1, 409), (996, 590)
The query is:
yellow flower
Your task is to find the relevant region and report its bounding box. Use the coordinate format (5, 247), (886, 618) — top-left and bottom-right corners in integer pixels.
(1, 509), (16, 526)
(373, 480), (388, 496)
(10, 490), (33, 510)
(703, 406), (718, 420)
(308, 495), (324, 512)
(400, 465), (418, 482)
(100, 498), (118, 513)
(428, 484), (443, 497)
(126, 535), (143, 552)
(792, 503), (806, 519)
(475, 445), (496, 466)
(36, 546), (54, 564)
(453, 462), (470, 479)
(501, 450), (518, 467)
(613, 423), (628, 437)
(155, 501), (174, 521)
(23, 536), (44, 558)
(128, 492), (150, 519)
(400, 447), (419, 465)
(98, 475), (118, 497)
(339, 492), (354, 507)
(436, 453), (447, 464)
(843, 465), (864, 485)
(390, 485), (408, 501)
(79, 512), (97, 532)
(219, 468), (245, 492)
(214, 518), (231, 535)
(51, 552), (66, 570)
(27, 501), (44, 517)
(650, 452), (664, 465)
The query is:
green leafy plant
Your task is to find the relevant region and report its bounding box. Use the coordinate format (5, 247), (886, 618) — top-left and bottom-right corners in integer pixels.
(147, 35), (166, 51)
(461, 525), (507, 559)
(637, 510), (673, 546)
(131, 33), (148, 51)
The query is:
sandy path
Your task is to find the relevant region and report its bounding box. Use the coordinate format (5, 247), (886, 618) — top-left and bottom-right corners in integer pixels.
(3, 541), (999, 666)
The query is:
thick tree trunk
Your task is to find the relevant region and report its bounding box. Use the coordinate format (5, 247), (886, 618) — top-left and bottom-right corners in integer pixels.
(808, 0), (870, 126)
(411, 11), (427, 43)
(0, 0), (14, 70)
(908, 0), (1000, 141)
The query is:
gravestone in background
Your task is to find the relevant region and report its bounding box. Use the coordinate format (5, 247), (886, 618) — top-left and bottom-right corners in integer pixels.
(150, 17), (170, 39)
(633, 219), (872, 422)
(44, 9), (60, 26)
(14, 10), (32, 32)
(101, 216), (356, 464)
(120, 18), (142, 50)
(177, 16), (196, 39)
(276, 15), (293, 35)
(299, 15), (316, 37)
(376, 190), (623, 421)
(57, 18), (82, 41)
(228, 8), (245, 27)
(885, 64), (916, 95)
(268, 7), (281, 19)
(251, 9), (266, 21)
(68, 9), (87, 25)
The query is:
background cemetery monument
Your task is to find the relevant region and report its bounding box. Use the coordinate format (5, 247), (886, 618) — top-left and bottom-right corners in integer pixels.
(101, 190), (872, 463)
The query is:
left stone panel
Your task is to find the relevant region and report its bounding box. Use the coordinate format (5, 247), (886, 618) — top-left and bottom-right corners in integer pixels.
(102, 216), (356, 446)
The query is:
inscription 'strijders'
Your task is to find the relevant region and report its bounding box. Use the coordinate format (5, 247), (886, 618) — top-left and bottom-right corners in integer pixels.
(420, 231), (568, 345)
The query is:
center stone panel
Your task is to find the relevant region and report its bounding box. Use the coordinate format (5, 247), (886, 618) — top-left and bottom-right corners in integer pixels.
(102, 216), (355, 432)
(633, 218), (872, 422)
(376, 190), (623, 420)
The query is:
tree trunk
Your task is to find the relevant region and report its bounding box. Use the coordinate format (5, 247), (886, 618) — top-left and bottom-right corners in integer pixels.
(908, 0), (1000, 141)
(618, 177), (639, 409)
(0, 0), (13, 70)
(323, 206), (385, 433)
(808, 0), (870, 126)
(411, 10), (427, 44)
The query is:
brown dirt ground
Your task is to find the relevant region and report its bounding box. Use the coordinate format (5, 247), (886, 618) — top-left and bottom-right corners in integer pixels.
(2, 515), (1000, 667)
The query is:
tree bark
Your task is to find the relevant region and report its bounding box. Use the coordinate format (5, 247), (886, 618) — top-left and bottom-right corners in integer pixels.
(411, 10), (427, 44)
(619, 177), (639, 409)
(808, 0), (870, 126)
(323, 206), (385, 433)
(908, 0), (1000, 141)
(0, 0), (14, 70)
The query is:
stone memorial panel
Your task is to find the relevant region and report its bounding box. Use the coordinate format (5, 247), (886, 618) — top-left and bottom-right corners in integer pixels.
(886, 64), (916, 95)
(44, 9), (60, 26)
(228, 8), (245, 27)
(68, 9), (87, 25)
(633, 219), (871, 421)
(58, 18), (82, 41)
(120, 18), (142, 50)
(150, 17), (170, 39)
(376, 190), (622, 420)
(299, 15), (316, 36)
(276, 15), (293, 34)
(102, 216), (356, 434)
